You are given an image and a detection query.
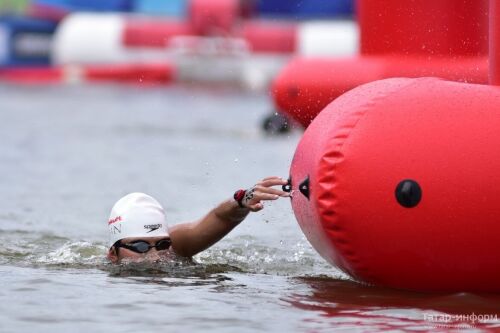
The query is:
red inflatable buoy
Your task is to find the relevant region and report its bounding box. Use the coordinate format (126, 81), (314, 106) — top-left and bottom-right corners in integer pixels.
(273, 56), (488, 127)
(123, 19), (196, 48)
(190, 0), (239, 35)
(290, 77), (500, 292)
(272, 0), (489, 128)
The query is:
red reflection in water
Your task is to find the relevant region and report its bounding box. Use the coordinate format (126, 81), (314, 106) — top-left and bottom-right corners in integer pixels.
(285, 277), (500, 331)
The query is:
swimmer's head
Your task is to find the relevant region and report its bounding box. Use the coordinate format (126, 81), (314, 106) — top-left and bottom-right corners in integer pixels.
(107, 193), (171, 263)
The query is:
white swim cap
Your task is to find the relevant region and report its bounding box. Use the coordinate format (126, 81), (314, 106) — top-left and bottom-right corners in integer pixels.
(108, 193), (169, 248)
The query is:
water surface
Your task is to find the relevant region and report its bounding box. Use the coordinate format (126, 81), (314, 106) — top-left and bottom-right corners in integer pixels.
(0, 83), (499, 333)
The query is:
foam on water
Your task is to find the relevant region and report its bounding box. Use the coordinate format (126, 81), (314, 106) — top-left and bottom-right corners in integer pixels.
(0, 230), (341, 279)
(36, 241), (107, 266)
(195, 235), (340, 277)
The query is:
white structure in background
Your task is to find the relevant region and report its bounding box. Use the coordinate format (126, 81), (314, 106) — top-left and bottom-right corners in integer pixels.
(297, 20), (358, 56)
(52, 13), (358, 90)
(52, 13), (160, 64)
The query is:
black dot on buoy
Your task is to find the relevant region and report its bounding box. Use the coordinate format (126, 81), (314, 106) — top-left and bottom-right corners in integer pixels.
(395, 179), (422, 208)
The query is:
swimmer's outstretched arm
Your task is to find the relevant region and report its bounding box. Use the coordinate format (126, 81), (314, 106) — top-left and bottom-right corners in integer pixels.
(169, 177), (289, 257)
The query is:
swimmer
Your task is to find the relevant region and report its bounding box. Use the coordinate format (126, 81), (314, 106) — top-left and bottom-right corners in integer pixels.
(107, 176), (290, 263)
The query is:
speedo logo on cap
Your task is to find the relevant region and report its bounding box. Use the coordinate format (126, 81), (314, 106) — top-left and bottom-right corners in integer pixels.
(144, 224), (162, 233)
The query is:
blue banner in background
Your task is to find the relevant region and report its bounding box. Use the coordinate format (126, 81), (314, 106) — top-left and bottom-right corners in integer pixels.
(257, 0), (354, 18)
(29, 0), (353, 19)
(31, 0), (133, 12)
(132, 0), (186, 17)
(0, 16), (57, 66)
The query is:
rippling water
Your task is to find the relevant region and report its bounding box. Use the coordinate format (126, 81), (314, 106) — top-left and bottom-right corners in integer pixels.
(1, 83), (499, 333)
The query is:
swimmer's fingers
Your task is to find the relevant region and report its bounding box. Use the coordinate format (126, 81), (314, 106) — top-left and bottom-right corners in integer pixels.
(254, 192), (282, 202)
(254, 186), (289, 197)
(243, 190), (283, 211)
(257, 177), (288, 188)
(240, 178), (290, 211)
(261, 176), (285, 182)
(247, 202), (264, 212)
(255, 177), (290, 198)
(246, 193), (280, 211)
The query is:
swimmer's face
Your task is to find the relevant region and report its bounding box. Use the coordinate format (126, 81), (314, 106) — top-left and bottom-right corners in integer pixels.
(107, 236), (174, 264)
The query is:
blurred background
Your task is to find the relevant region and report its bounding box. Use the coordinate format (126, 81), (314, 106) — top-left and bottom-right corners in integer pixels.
(0, 0), (359, 132)
(0, 0), (356, 88)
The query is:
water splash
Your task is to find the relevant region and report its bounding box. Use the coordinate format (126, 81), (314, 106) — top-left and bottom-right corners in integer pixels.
(36, 241), (107, 266)
(194, 235), (337, 277)
(0, 230), (69, 266)
(0, 231), (339, 279)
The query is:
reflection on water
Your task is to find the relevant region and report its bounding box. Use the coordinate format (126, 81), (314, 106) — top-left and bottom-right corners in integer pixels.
(286, 277), (500, 331)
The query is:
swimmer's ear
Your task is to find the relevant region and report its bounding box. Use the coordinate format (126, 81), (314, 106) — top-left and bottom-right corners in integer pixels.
(107, 247), (119, 263)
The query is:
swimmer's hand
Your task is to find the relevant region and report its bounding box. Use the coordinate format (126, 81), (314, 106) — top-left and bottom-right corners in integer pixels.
(241, 176), (290, 212)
